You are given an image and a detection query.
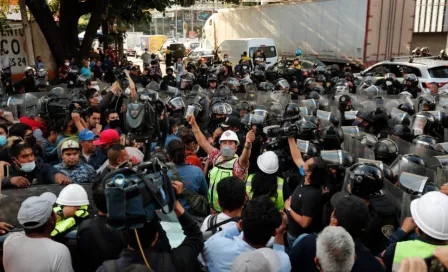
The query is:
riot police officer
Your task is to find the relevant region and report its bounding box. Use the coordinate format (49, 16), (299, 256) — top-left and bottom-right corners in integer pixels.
(344, 163), (399, 256)
(402, 74), (420, 98)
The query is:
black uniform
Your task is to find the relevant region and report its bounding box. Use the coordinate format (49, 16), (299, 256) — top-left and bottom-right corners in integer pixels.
(161, 75), (177, 89)
(361, 195), (399, 255)
(375, 79), (404, 95)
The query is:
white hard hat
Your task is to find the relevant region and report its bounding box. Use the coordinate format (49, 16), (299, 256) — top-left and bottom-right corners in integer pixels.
(257, 151), (279, 174)
(56, 184), (89, 206)
(411, 191), (448, 240)
(219, 130), (240, 146)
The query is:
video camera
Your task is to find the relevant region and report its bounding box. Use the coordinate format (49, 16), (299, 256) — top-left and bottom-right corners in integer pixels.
(112, 68), (130, 89)
(264, 115), (305, 138)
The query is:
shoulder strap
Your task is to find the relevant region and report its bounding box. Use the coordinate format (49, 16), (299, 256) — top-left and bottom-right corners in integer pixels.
(214, 156), (237, 168)
(206, 216), (240, 233)
(101, 260), (118, 272)
(166, 162), (183, 183)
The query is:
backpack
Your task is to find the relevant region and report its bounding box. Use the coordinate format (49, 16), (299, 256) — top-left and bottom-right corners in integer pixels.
(202, 215), (240, 240)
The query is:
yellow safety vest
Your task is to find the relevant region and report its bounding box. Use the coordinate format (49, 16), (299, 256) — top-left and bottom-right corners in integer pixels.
(392, 240), (448, 271)
(246, 174), (284, 210)
(51, 205), (89, 237)
(290, 64), (302, 70)
(208, 156), (238, 212)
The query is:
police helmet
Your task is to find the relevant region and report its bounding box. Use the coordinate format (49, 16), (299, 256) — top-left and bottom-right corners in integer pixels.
(359, 133), (378, 148)
(208, 74), (218, 82)
(296, 120), (319, 141)
(346, 163), (385, 198)
(418, 95), (436, 111)
(339, 95), (353, 111)
(199, 64), (208, 73)
(373, 138), (399, 165)
(315, 66), (326, 75)
(392, 124), (413, 143)
(404, 74), (419, 87)
(284, 103), (300, 117)
(226, 77), (240, 92)
(398, 102), (415, 116)
(320, 126), (344, 150)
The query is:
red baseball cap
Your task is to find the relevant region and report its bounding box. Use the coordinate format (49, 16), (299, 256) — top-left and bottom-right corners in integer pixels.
(93, 129), (120, 146)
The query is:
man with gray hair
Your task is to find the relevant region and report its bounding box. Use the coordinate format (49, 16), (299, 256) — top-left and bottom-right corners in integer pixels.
(315, 226), (355, 272)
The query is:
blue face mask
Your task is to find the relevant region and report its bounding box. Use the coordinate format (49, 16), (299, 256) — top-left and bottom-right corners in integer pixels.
(299, 166), (305, 176)
(0, 135), (6, 147)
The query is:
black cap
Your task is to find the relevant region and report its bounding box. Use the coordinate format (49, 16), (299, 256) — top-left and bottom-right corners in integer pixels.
(221, 116), (241, 128)
(331, 192), (369, 238)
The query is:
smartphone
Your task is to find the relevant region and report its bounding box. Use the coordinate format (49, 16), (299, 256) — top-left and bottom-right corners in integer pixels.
(425, 255), (448, 272)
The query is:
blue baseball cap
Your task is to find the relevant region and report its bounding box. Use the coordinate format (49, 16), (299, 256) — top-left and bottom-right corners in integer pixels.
(78, 130), (97, 141)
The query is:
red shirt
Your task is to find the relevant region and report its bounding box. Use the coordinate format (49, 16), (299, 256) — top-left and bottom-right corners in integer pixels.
(185, 150), (203, 170)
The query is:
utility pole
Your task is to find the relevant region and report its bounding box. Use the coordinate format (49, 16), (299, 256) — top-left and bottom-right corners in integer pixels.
(19, 0), (35, 65)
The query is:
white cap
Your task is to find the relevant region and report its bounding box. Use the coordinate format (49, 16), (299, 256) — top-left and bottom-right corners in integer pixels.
(231, 248), (281, 272)
(411, 191), (448, 240)
(18, 192), (57, 229)
(56, 184), (89, 206)
(61, 139), (80, 153)
(257, 151), (279, 174)
(219, 130), (240, 146)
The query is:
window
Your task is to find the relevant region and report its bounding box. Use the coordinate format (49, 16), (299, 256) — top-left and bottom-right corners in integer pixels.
(429, 66), (448, 78)
(389, 65), (422, 78)
(301, 61), (313, 69)
(249, 46), (277, 58)
(367, 64), (390, 76)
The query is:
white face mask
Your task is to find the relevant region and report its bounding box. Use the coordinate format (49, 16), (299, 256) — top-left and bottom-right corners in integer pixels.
(224, 58), (228, 61)
(125, 88), (131, 95)
(93, 85), (100, 91)
(20, 161), (36, 172)
(65, 62), (70, 66)
(96, 95), (103, 103)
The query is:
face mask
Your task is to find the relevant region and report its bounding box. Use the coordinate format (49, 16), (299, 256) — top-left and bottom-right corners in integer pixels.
(194, 144), (200, 154)
(96, 95), (103, 103)
(109, 119), (121, 129)
(93, 85), (100, 91)
(20, 161), (36, 173)
(221, 146), (236, 158)
(224, 58), (228, 61)
(125, 88), (131, 95)
(65, 62), (70, 66)
(0, 136), (6, 147)
(386, 81), (393, 86)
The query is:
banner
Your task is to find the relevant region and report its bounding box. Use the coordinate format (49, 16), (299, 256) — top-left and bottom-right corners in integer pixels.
(0, 23), (28, 75)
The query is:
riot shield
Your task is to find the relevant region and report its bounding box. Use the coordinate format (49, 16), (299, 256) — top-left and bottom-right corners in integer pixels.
(398, 172), (428, 195)
(320, 150), (343, 166)
(296, 139), (311, 154)
(299, 107), (314, 116)
(316, 110), (333, 126)
(409, 146), (445, 166)
(390, 108), (411, 126)
(435, 167), (448, 187)
(434, 143), (448, 154)
(341, 126), (362, 137)
(383, 179), (405, 216)
(389, 155), (436, 183)
(342, 134), (375, 160)
(0, 184), (95, 230)
(299, 99), (319, 111)
(357, 85), (387, 97)
(389, 135), (412, 155)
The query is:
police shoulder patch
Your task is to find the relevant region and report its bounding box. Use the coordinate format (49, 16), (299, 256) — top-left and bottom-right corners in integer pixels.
(381, 225), (395, 239)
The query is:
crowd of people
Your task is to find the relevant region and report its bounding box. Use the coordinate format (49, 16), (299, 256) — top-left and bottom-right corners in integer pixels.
(1, 45), (448, 272)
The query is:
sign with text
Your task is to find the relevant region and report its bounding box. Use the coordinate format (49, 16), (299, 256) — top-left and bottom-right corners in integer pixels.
(1, 23), (28, 75)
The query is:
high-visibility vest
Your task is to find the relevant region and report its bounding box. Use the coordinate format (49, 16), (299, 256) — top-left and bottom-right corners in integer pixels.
(208, 156), (238, 212)
(246, 174), (284, 210)
(51, 205), (89, 237)
(392, 240), (448, 271)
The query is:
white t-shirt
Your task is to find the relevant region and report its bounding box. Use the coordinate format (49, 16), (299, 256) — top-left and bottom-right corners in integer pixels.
(3, 232), (74, 272)
(201, 213), (236, 233)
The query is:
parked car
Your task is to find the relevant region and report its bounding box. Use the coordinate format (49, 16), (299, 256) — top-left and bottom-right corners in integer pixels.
(183, 48), (214, 66)
(185, 41), (200, 54)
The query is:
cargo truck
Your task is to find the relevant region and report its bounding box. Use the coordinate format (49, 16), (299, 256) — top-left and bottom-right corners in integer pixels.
(201, 0), (415, 66)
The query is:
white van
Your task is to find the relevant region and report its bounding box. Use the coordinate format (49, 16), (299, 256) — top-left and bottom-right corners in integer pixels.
(218, 38), (278, 68)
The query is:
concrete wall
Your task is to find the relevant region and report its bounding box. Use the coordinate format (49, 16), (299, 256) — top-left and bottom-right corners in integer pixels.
(412, 32), (447, 54)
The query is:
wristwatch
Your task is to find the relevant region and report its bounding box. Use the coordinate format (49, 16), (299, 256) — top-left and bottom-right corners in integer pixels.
(286, 208), (292, 215)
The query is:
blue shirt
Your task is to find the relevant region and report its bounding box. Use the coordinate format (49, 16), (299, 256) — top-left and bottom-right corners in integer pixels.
(54, 162), (97, 183)
(203, 225), (291, 272)
(168, 164), (208, 209)
(80, 147), (107, 170)
(80, 67), (92, 79)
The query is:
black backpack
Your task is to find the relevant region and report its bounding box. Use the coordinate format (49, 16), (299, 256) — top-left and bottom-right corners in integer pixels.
(202, 215), (240, 240)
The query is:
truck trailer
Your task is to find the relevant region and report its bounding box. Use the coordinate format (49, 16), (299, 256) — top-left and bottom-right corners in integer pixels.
(201, 0), (415, 66)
